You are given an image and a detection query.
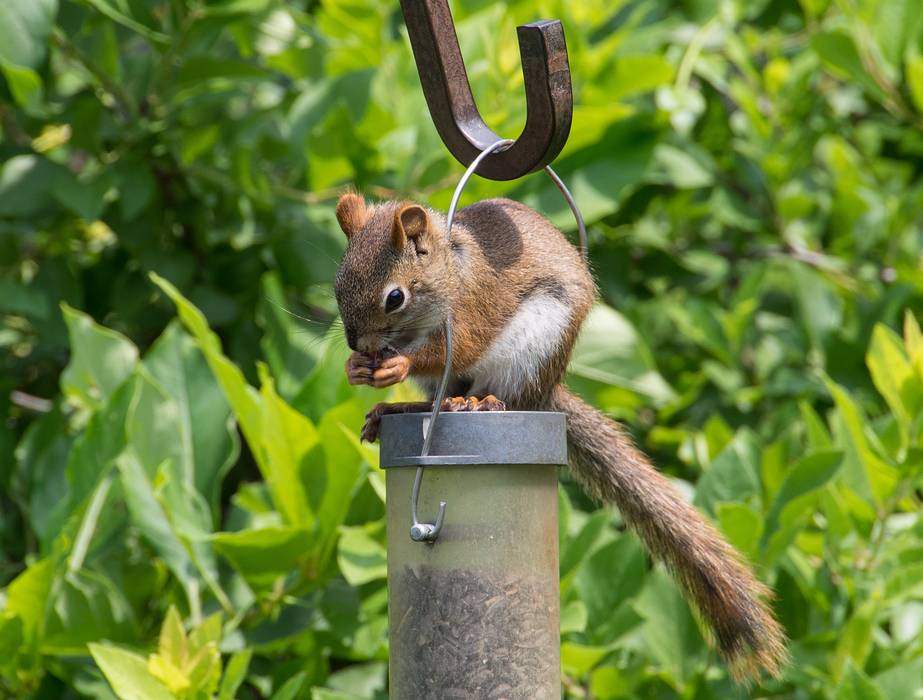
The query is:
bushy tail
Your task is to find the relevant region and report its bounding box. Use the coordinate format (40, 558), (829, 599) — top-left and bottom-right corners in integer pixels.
(550, 385), (786, 682)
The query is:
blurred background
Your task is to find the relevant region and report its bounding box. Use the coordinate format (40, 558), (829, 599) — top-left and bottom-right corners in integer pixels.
(1, 0), (922, 698)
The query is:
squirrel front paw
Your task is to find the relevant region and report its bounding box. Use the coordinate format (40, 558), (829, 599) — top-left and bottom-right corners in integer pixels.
(359, 396), (505, 443)
(360, 403), (387, 442)
(346, 352), (411, 388)
(441, 395), (507, 412)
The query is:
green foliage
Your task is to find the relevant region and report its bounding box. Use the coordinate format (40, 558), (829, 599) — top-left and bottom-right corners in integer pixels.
(1, 0), (922, 698)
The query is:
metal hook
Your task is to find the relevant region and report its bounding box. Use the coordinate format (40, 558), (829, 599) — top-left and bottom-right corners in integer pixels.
(399, 0), (573, 181)
(410, 465), (445, 542)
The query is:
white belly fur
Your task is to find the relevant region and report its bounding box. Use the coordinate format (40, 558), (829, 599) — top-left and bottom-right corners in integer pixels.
(467, 294), (571, 401)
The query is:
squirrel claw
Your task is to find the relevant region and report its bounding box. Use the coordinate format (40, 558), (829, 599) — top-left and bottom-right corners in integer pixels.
(441, 396), (468, 412)
(361, 404), (386, 442)
(476, 394), (506, 411)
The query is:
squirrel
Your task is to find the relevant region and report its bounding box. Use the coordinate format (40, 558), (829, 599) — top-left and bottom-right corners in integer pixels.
(332, 192), (787, 682)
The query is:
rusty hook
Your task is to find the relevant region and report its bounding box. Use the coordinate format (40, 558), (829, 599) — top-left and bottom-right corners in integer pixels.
(398, 0), (573, 181)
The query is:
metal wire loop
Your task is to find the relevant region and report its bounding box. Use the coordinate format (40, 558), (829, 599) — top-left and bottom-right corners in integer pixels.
(409, 140), (587, 543)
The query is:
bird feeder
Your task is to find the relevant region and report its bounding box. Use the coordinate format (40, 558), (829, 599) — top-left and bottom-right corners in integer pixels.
(380, 410), (567, 699)
(378, 2), (579, 697)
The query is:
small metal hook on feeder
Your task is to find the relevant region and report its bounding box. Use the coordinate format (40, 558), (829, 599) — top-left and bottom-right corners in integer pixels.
(398, 0), (573, 181)
(410, 467), (445, 542)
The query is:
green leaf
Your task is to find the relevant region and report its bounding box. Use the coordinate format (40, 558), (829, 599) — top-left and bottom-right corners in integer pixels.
(836, 659), (888, 700)
(874, 657), (923, 700)
(560, 600), (588, 634)
(666, 299), (732, 365)
(568, 303), (676, 406)
(883, 563), (923, 604)
(574, 537), (645, 631)
(67, 471), (114, 573)
(0, 0), (57, 69)
(291, 328), (354, 423)
(218, 649), (252, 700)
(326, 662), (386, 697)
(258, 272), (323, 399)
(606, 54), (675, 100)
(589, 665), (631, 700)
(561, 641), (617, 677)
(210, 526), (313, 588)
(0, 60), (43, 112)
(867, 324), (916, 442)
(716, 502), (763, 561)
(906, 312), (923, 375)
(811, 31), (888, 103)
(53, 376), (134, 533)
(44, 569), (138, 654)
(0, 154), (60, 217)
(158, 606), (186, 667)
(202, 0), (272, 17)
(864, 0), (918, 68)
(799, 401), (833, 450)
(60, 303), (138, 410)
(825, 378), (899, 506)
(147, 653), (190, 696)
(14, 406), (73, 545)
(191, 617), (222, 660)
(633, 573), (704, 684)
(51, 169), (113, 220)
(0, 614), (24, 673)
(5, 557), (55, 646)
(336, 526), (386, 586)
(907, 54), (923, 114)
(115, 452), (202, 615)
(789, 262), (842, 357)
(270, 671), (308, 700)
(258, 365), (317, 526)
(694, 428), (763, 514)
(116, 160), (155, 220)
(184, 638), (221, 696)
(560, 510), (610, 582)
(89, 643), (173, 700)
(314, 400), (368, 563)
(647, 143), (714, 189)
(312, 690), (365, 700)
(832, 600), (879, 682)
(81, 0), (169, 43)
(761, 450), (841, 563)
(142, 321), (238, 508)
(151, 273), (264, 454)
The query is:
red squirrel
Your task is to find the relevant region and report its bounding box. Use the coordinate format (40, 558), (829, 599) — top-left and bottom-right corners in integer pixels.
(332, 193), (786, 682)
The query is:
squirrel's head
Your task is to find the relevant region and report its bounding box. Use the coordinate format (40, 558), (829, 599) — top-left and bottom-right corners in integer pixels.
(333, 193), (452, 355)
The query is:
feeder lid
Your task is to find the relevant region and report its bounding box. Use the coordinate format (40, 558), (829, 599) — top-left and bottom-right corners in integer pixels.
(379, 411), (567, 468)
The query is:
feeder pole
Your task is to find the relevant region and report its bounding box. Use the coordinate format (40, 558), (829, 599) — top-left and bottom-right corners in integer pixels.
(381, 411), (567, 699)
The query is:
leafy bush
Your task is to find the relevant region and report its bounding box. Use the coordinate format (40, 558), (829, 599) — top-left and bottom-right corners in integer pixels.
(2, 0), (922, 698)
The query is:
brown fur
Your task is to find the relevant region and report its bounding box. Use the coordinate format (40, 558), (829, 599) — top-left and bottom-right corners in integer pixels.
(333, 194), (787, 682)
(550, 386), (787, 681)
(335, 192), (369, 238)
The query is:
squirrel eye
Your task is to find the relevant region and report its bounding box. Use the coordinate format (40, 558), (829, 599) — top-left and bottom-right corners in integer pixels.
(385, 288), (405, 313)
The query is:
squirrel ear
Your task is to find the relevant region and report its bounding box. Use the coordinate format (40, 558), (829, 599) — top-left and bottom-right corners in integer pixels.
(336, 193), (368, 238)
(392, 205), (428, 251)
